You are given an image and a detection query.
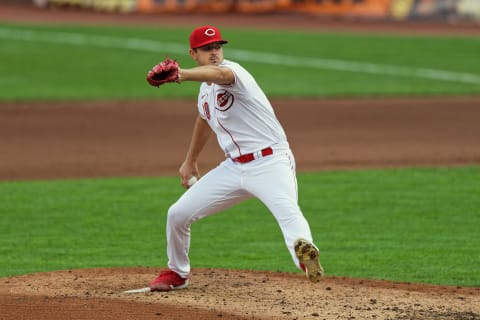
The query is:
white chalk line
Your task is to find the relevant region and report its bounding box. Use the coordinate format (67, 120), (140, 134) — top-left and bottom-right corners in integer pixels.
(1, 27), (479, 85)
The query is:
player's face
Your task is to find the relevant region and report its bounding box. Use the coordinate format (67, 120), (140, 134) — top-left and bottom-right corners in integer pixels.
(190, 42), (224, 66)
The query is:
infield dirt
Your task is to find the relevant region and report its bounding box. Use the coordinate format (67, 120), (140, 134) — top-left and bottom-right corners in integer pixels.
(1, 3), (479, 319)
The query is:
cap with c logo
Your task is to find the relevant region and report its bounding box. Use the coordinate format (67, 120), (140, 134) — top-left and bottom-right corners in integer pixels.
(189, 25), (228, 49)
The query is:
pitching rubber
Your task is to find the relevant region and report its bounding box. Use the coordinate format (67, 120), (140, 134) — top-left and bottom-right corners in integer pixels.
(122, 287), (151, 294)
(294, 238), (324, 283)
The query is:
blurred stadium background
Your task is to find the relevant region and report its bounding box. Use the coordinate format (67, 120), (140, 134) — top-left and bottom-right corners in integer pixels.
(19, 0), (480, 23)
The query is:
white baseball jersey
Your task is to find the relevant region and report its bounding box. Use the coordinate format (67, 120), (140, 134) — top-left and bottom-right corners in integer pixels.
(197, 59), (288, 158)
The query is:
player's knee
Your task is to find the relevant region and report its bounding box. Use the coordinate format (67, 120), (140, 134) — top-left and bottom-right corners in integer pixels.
(167, 202), (190, 227)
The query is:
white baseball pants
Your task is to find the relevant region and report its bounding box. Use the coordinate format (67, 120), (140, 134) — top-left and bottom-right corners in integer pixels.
(166, 148), (315, 278)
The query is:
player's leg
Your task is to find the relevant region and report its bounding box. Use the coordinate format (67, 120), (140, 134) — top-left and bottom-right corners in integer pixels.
(243, 150), (324, 282)
(166, 160), (250, 278)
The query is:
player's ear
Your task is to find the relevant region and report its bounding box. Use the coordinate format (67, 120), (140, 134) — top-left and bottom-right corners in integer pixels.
(189, 48), (197, 60)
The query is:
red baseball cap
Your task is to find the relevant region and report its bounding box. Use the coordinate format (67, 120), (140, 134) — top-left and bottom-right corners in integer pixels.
(189, 25), (228, 49)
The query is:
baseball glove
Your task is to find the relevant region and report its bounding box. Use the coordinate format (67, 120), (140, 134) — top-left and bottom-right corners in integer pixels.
(146, 57), (179, 87)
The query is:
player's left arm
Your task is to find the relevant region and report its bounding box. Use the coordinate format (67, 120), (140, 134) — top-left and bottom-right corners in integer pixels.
(178, 66), (234, 85)
(146, 58), (235, 86)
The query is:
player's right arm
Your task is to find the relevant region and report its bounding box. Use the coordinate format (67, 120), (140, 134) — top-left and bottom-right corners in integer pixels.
(179, 115), (212, 188)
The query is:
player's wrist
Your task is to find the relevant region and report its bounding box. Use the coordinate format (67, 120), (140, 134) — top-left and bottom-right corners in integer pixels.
(177, 68), (184, 83)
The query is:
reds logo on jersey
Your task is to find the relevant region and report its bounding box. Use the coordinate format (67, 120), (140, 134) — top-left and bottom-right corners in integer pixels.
(215, 90), (234, 111)
(202, 101), (211, 120)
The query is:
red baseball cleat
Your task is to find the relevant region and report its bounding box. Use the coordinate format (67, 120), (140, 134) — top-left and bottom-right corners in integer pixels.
(149, 270), (189, 292)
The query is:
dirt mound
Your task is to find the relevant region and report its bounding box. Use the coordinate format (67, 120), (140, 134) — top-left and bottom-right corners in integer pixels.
(2, 267), (479, 320)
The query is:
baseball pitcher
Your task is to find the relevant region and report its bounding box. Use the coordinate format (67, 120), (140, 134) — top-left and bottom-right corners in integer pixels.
(146, 25), (324, 291)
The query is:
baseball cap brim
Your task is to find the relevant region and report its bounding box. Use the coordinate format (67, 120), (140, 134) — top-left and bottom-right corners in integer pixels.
(193, 39), (228, 49)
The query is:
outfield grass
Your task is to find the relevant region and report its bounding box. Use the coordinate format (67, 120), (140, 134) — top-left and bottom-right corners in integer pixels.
(1, 22), (479, 287)
(0, 23), (479, 100)
(1, 167), (479, 286)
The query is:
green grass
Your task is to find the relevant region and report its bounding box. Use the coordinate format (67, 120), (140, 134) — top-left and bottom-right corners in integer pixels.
(1, 22), (479, 287)
(1, 167), (479, 286)
(0, 23), (479, 100)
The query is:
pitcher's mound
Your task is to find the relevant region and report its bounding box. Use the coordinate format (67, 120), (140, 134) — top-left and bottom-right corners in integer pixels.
(1, 267), (479, 319)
